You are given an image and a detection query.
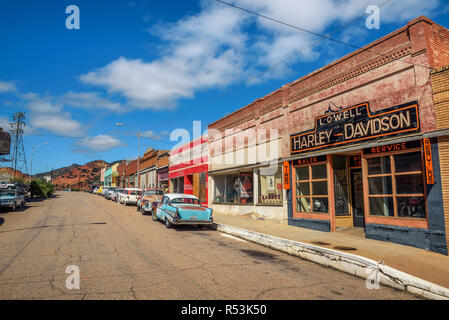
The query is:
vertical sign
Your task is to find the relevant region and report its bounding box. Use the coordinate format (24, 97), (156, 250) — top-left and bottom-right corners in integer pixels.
(283, 161), (290, 190)
(423, 138), (434, 184)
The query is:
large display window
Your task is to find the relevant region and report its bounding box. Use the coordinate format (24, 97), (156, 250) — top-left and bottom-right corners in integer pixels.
(213, 172), (253, 204)
(365, 149), (426, 219)
(294, 162), (329, 214)
(259, 165), (283, 205)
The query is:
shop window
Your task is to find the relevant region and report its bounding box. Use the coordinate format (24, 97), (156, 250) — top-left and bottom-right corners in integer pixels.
(213, 172), (253, 204)
(214, 174), (239, 204)
(239, 172), (253, 204)
(366, 151), (426, 218)
(259, 165), (283, 205)
(169, 177), (184, 193)
(294, 163), (328, 214)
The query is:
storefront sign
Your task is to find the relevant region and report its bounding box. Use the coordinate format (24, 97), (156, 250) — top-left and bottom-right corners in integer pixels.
(423, 138), (434, 185)
(267, 175), (275, 192)
(283, 161), (290, 190)
(292, 155), (326, 166)
(290, 101), (419, 154)
(349, 155), (362, 167)
(0, 130), (11, 156)
(363, 140), (421, 155)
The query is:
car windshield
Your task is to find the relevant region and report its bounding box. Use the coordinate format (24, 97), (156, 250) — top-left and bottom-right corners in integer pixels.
(0, 190), (15, 197)
(145, 190), (163, 196)
(129, 190), (142, 195)
(171, 198), (201, 205)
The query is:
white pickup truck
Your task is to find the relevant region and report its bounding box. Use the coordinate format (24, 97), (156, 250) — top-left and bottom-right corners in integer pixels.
(0, 181), (15, 189)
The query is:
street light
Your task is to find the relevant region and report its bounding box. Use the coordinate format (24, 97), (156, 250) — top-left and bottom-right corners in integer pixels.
(29, 142), (50, 183)
(116, 123), (141, 188)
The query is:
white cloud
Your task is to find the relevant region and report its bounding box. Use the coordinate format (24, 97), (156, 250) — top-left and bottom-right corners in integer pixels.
(80, 4), (247, 109)
(78, 0), (440, 110)
(30, 114), (84, 137)
(60, 91), (125, 112)
(0, 81), (16, 93)
(77, 134), (123, 152)
(140, 130), (162, 140)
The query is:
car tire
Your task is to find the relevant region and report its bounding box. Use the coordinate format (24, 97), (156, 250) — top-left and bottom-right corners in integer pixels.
(165, 218), (172, 228)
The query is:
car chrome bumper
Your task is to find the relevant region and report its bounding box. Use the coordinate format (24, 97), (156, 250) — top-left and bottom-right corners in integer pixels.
(172, 219), (213, 225)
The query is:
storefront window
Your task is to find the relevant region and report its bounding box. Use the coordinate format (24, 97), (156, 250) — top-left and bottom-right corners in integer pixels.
(214, 174), (239, 204)
(259, 165), (283, 205)
(213, 172), (253, 204)
(294, 163), (328, 214)
(169, 177), (184, 193)
(367, 150), (426, 218)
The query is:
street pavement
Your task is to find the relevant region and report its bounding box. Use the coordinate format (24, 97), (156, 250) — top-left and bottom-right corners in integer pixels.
(0, 191), (419, 300)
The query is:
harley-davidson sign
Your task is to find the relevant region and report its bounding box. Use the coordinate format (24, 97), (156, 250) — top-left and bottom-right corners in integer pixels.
(290, 101), (419, 154)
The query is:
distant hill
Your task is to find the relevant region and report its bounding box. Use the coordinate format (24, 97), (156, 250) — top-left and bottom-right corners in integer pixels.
(35, 160), (111, 190)
(0, 167), (28, 182)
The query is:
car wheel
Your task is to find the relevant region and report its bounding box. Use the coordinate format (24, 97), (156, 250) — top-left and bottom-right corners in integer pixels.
(165, 217), (172, 228)
(21, 201), (25, 208)
(152, 210), (158, 221)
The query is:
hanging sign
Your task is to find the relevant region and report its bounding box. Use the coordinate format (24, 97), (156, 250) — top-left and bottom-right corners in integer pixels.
(423, 138), (434, 185)
(0, 130), (11, 156)
(283, 161), (290, 190)
(290, 101), (419, 154)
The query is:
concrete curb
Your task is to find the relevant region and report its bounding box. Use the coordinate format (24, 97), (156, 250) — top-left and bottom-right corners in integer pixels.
(213, 223), (449, 300)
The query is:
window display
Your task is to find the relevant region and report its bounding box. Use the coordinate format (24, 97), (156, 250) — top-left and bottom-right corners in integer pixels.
(294, 163), (328, 214)
(259, 165), (283, 205)
(366, 150), (426, 218)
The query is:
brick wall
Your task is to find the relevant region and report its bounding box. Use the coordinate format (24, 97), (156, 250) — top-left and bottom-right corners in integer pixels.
(431, 65), (449, 129)
(438, 136), (449, 250)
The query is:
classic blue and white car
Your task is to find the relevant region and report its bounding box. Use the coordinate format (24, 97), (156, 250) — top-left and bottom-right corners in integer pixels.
(154, 193), (213, 228)
(0, 189), (25, 211)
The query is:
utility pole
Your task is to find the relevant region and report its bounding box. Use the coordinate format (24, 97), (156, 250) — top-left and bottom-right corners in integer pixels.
(9, 112), (28, 182)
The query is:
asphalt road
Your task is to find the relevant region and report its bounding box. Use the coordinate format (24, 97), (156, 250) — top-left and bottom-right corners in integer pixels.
(0, 191), (418, 300)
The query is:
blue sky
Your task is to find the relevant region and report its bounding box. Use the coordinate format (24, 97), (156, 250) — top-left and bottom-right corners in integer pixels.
(0, 0), (448, 174)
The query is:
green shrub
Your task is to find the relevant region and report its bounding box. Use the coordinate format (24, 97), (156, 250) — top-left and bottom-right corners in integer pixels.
(30, 179), (54, 198)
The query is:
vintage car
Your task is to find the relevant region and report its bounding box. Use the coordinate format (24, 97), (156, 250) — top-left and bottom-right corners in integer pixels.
(103, 187), (116, 199)
(118, 188), (142, 206)
(154, 193), (213, 228)
(137, 188), (164, 215)
(0, 189), (25, 211)
(109, 188), (123, 201)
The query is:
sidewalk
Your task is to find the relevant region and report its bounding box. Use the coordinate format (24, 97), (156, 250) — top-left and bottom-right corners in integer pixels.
(213, 213), (449, 290)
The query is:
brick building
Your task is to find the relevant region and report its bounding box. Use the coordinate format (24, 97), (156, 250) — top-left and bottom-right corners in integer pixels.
(169, 136), (208, 206)
(208, 16), (449, 254)
(138, 148), (170, 189)
(117, 159), (138, 188)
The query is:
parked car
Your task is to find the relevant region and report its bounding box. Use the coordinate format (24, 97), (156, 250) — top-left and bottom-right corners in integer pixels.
(103, 187), (116, 199)
(0, 189), (25, 211)
(0, 181), (16, 189)
(117, 188), (142, 206)
(154, 193), (213, 228)
(110, 188), (123, 202)
(137, 188), (164, 215)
